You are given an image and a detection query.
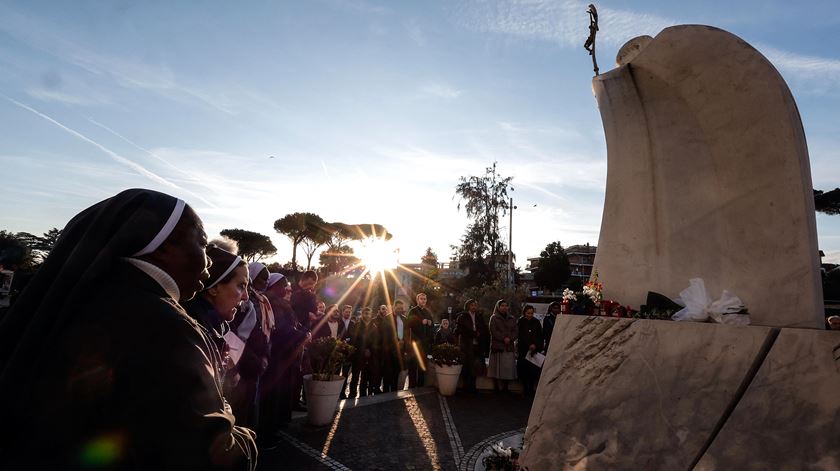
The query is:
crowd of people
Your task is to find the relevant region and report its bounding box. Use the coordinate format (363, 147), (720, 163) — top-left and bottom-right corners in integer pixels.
(0, 189), (561, 470)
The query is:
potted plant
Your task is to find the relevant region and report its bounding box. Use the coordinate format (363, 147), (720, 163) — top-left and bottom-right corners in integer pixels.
(304, 337), (356, 426)
(432, 343), (463, 396)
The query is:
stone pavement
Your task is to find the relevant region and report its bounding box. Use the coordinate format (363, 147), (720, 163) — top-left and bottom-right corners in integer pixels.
(257, 387), (533, 471)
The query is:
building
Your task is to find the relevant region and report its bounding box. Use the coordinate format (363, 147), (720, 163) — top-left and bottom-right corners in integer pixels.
(523, 243), (597, 296)
(567, 243), (597, 282)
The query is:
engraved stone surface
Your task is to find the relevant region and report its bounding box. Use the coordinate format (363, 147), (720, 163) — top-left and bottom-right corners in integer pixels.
(697, 328), (840, 470)
(520, 316), (772, 470)
(592, 25), (824, 329)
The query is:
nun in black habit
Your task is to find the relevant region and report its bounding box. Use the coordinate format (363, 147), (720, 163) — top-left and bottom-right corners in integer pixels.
(0, 189), (257, 470)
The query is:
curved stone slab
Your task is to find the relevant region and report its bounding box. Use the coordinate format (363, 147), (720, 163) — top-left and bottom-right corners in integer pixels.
(520, 316), (772, 470)
(697, 328), (840, 470)
(592, 25), (823, 328)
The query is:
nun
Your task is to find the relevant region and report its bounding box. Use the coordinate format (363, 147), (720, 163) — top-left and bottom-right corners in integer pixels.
(182, 245), (249, 385)
(259, 273), (308, 443)
(0, 189), (257, 470)
(227, 262), (273, 430)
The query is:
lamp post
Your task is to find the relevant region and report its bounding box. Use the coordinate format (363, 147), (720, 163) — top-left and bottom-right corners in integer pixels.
(508, 197), (516, 289)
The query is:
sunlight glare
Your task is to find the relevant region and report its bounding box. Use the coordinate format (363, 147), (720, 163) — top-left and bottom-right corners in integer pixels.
(356, 237), (399, 274)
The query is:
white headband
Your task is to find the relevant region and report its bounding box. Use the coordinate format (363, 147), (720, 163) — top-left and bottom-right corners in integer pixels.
(132, 199), (186, 257)
(205, 255), (243, 290)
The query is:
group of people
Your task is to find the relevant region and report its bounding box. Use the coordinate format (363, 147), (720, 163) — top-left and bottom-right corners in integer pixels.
(0, 188), (563, 469)
(303, 293), (559, 399)
(425, 298), (559, 395)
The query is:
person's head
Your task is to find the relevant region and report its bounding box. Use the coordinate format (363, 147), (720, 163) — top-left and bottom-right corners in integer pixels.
(316, 301), (326, 314)
(394, 299), (406, 315)
(378, 304), (390, 317)
(265, 272), (290, 300)
(416, 293), (427, 307)
(464, 299), (478, 314)
(828, 316), (840, 330)
(140, 204), (210, 301)
(248, 262), (269, 292)
(201, 245), (248, 321)
(342, 304), (353, 319)
(440, 318), (450, 330)
(209, 236), (238, 254)
(493, 299), (509, 316)
(326, 304), (339, 320)
(298, 270), (318, 291)
(361, 307), (372, 322)
(523, 304), (535, 319)
(548, 301), (562, 315)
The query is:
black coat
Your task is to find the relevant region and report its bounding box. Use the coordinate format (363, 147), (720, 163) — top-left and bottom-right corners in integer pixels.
(453, 310), (490, 358)
(7, 262), (257, 469)
(516, 316), (544, 357)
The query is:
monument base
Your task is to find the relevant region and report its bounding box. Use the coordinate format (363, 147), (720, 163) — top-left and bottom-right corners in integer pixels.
(521, 316), (840, 470)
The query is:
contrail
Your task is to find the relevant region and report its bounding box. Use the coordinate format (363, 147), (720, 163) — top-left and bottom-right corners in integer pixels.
(3, 95), (179, 189)
(86, 117), (217, 207)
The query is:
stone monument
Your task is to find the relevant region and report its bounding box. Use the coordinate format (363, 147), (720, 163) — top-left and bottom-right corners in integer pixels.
(521, 25), (839, 470)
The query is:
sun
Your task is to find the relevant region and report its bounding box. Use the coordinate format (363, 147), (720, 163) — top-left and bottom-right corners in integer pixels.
(355, 237), (399, 275)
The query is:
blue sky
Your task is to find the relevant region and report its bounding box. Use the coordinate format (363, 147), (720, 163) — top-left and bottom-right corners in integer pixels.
(1, 0), (839, 266)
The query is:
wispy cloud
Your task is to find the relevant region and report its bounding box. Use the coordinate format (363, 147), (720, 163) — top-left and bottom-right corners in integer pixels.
(453, 0), (676, 48)
(25, 87), (109, 106)
(421, 83), (462, 99)
(756, 44), (840, 95)
(2, 96), (180, 189)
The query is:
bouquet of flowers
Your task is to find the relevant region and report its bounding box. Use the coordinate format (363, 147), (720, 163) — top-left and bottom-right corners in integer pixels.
(582, 270), (603, 304)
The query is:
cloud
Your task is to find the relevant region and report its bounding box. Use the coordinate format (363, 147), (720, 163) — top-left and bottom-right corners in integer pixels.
(756, 44), (840, 95)
(453, 0), (676, 48)
(421, 83), (462, 99)
(25, 87), (109, 106)
(2, 96), (180, 190)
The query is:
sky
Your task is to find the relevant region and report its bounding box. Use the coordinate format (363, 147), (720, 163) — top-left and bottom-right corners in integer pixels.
(1, 0), (839, 267)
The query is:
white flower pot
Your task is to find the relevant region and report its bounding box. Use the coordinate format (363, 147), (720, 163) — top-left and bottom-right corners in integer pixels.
(304, 374), (345, 426)
(435, 364), (462, 396)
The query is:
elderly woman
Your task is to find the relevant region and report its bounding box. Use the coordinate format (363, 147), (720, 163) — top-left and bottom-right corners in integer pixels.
(0, 189), (256, 470)
(488, 299), (518, 393)
(516, 304), (544, 396)
(434, 318), (456, 345)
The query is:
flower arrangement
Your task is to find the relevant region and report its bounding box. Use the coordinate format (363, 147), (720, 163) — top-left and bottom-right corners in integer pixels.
(561, 288), (577, 302)
(431, 343), (463, 367)
(482, 441), (521, 471)
(582, 270), (603, 304)
(309, 337), (356, 381)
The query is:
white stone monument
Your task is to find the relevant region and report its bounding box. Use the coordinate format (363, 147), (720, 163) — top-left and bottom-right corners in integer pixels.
(521, 25), (839, 470)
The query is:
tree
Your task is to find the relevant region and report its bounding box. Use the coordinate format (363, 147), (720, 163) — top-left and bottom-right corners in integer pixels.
(533, 241), (571, 292)
(14, 228), (62, 264)
(0, 231), (33, 269)
(453, 162), (513, 287)
(815, 188), (840, 215)
(421, 247), (438, 267)
(219, 228), (277, 262)
(300, 219), (332, 270)
(274, 212), (325, 269)
(318, 244), (359, 275)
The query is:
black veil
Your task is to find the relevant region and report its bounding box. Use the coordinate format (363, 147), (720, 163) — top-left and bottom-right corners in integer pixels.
(0, 188), (184, 409)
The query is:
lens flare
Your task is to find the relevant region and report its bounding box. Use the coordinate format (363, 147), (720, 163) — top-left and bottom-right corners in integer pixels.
(355, 237), (399, 275)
